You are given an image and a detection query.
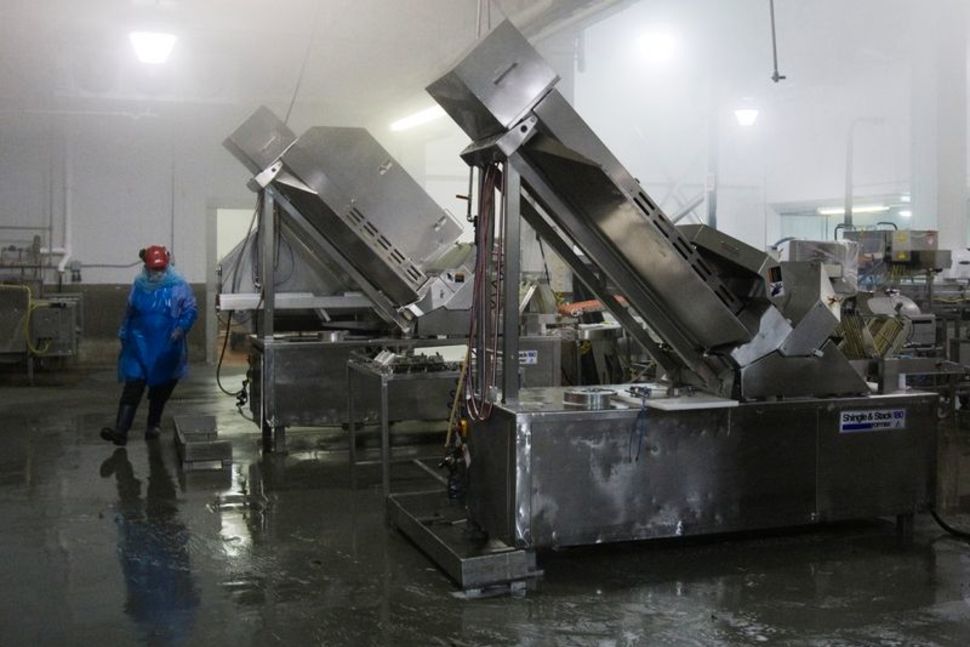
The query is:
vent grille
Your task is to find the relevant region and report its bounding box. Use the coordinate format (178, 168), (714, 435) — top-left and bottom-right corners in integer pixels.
(632, 191), (741, 312)
(341, 205), (425, 288)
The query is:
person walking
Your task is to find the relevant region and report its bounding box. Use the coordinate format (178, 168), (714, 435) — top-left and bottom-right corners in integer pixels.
(101, 245), (198, 445)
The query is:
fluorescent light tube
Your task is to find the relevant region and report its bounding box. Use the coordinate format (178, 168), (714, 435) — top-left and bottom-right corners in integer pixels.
(390, 106), (446, 132)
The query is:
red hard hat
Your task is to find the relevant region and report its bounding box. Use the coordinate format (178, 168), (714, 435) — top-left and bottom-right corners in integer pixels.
(140, 245), (170, 270)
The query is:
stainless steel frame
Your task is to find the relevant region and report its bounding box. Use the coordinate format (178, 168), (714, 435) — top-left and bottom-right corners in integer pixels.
(345, 360), (455, 499)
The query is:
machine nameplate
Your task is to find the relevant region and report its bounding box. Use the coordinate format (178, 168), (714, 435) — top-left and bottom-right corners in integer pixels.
(839, 409), (906, 433)
(519, 350), (538, 365)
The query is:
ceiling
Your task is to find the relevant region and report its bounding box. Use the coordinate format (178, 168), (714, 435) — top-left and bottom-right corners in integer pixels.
(0, 0), (620, 125)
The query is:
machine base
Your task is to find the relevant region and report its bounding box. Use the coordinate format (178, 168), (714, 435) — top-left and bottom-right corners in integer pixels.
(470, 387), (938, 551)
(386, 490), (541, 595)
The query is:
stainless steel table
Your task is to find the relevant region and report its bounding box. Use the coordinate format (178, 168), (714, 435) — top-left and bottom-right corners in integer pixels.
(345, 358), (458, 498)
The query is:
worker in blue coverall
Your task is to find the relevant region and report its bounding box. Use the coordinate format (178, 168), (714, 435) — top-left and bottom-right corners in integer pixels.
(101, 245), (198, 446)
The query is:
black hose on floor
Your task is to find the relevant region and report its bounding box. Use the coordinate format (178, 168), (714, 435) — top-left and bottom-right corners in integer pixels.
(929, 507), (970, 542)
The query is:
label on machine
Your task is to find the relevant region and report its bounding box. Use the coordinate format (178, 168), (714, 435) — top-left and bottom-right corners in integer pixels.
(519, 350), (539, 365)
(839, 409), (907, 433)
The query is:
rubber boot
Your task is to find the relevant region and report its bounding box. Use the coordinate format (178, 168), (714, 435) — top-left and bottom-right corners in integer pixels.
(145, 380), (179, 440)
(145, 400), (165, 440)
(100, 403), (137, 446)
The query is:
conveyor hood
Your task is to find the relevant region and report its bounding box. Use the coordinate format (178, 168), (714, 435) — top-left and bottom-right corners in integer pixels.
(427, 21), (866, 399)
(224, 108), (471, 333)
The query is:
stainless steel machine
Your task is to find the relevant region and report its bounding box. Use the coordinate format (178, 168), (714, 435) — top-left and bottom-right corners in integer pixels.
(386, 21), (939, 594)
(222, 107), (562, 450)
(1, 241), (81, 381)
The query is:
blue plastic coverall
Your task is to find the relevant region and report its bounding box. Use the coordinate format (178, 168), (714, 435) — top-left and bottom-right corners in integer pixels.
(118, 268), (198, 386)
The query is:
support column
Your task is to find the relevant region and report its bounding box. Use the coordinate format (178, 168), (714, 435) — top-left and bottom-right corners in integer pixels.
(258, 191), (282, 452)
(911, 0), (967, 249)
(259, 191), (275, 337)
(502, 165), (521, 404)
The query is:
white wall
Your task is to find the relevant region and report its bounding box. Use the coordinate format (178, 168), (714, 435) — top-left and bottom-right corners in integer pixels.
(0, 105), (257, 284)
(572, 0), (920, 251)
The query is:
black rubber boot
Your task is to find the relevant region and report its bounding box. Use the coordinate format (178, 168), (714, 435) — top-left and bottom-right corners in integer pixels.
(145, 409), (163, 440)
(145, 382), (173, 440)
(100, 403), (137, 446)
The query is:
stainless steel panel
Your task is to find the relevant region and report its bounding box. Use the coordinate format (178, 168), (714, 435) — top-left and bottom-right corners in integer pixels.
(223, 105), (297, 174)
(469, 387), (937, 550)
(30, 298), (79, 357)
(266, 183), (412, 331)
(427, 20), (559, 142)
(524, 406), (816, 547)
(283, 125), (462, 270)
(278, 143), (424, 307)
(776, 262), (840, 356)
(678, 224), (776, 278)
(817, 397), (936, 519)
(740, 341), (868, 398)
(467, 407), (516, 544)
(252, 338), (458, 426)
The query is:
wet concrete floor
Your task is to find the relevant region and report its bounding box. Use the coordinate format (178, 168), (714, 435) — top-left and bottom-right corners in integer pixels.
(2, 365), (970, 646)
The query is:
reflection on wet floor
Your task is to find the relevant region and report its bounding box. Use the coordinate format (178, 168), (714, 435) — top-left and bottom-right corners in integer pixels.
(101, 444), (199, 645)
(1, 366), (969, 645)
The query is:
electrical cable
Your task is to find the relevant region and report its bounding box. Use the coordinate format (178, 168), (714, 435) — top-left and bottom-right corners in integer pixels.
(214, 306), (256, 415)
(929, 507), (970, 542)
(215, 310), (242, 397)
(214, 195), (270, 410)
(629, 388), (650, 461)
(284, 3), (324, 124)
(464, 163), (503, 421)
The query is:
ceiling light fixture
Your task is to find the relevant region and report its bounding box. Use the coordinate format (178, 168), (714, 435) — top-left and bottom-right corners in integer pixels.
(816, 205), (889, 216)
(129, 31), (177, 64)
(734, 108), (760, 126)
(390, 105), (446, 132)
(898, 209), (912, 218)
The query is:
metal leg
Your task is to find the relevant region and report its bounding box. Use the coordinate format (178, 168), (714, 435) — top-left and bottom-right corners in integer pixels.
(896, 512), (914, 547)
(380, 374), (391, 501)
(272, 425), (286, 453)
(502, 165), (521, 404)
(261, 418), (273, 453)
